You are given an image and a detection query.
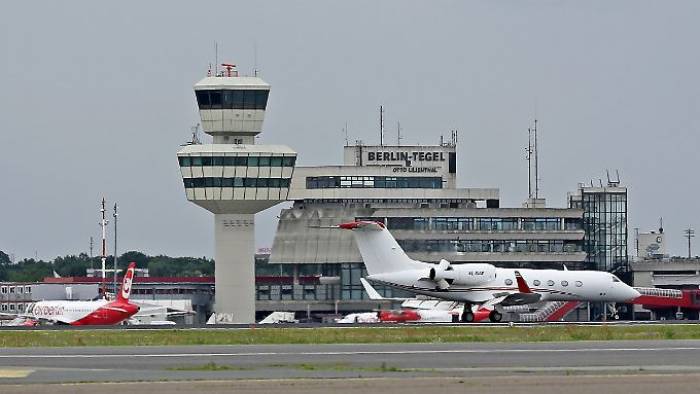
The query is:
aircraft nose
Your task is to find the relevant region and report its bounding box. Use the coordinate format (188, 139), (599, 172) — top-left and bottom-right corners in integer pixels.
(625, 286), (641, 302)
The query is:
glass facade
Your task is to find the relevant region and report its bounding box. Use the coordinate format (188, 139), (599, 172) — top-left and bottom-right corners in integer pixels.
(570, 188), (628, 272)
(195, 89), (269, 110)
(397, 239), (582, 253)
(379, 216), (581, 232)
(178, 156), (295, 167)
(306, 176), (442, 189)
(183, 177), (290, 188)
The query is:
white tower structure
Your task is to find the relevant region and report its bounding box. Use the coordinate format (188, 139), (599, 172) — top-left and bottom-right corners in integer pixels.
(177, 64), (297, 323)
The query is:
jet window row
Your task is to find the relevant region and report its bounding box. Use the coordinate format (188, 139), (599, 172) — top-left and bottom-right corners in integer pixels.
(0, 286), (32, 294)
(179, 156), (296, 167)
(195, 89), (269, 110)
(306, 176), (443, 189)
(183, 177), (291, 188)
(503, 278), (584, 288)
(397, 239), (583, 253)
(381, 217), (582, 232)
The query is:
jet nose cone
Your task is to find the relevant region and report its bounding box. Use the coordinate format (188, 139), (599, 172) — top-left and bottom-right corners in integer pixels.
(625, 286), (641, 302)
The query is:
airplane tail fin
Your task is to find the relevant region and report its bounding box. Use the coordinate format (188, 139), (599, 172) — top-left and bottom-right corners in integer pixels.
(117, 262), (136, 303)
(339, 221), (421, 275)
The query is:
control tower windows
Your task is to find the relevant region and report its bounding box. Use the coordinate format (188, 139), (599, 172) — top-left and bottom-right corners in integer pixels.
(178, 155), (296, 167)
(209, 90), (222, 109)
(196, 90), (270, 110)
(183, 177), (290, 189)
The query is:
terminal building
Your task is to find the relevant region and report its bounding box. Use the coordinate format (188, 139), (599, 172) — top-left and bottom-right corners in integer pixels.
(255, 138), (591, 316)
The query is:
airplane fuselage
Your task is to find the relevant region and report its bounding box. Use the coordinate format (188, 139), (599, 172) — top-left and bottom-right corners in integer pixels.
(26, 299), (139, 325)
(368, 266), (639, 304)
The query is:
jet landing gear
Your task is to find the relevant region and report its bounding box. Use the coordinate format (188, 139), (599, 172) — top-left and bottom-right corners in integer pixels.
(488, 310), (502, 323)
(461, 304), (474, 323)
(460, 304), (503, 323)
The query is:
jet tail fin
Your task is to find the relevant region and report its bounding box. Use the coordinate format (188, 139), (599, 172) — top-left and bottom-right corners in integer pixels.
(117, 262), (136, 303)
(514, 270), (532, 293)
(339, 221), (422, 275)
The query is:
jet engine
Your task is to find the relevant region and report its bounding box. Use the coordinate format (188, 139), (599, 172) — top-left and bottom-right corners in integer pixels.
(428, 259), (456, 290)
(429, 261), (497, 288)
(429, 259), (456, 282)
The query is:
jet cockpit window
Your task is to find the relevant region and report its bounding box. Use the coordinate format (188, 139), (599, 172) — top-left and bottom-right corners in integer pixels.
(612, 276), (621, 282)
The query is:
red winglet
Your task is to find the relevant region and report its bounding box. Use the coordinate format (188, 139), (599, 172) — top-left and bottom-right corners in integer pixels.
(514, 271), (532, 293)
(338, 221), (385, 230)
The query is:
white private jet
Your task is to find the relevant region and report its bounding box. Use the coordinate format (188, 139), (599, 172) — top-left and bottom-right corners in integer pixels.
(340, 221), (640, 322)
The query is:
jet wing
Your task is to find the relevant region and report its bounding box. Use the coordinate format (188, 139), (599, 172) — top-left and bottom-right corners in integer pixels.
(102, 306), (129, 313)
(0, 312), (70, 325)
(360, 278), (410, 301)
(497, 271), (542, 306)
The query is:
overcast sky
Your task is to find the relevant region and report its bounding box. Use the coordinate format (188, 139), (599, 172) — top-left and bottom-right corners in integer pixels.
(1, 1), (699, 261)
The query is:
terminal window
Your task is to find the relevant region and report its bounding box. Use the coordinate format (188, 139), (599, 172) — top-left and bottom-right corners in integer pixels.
(306, 176), (442, 189)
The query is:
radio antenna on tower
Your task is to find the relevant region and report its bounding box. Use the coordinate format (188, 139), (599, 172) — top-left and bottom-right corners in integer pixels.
(214, 41), (219, 76)
(342, 122), (349, 146)
(534, 119), (539, 199)
(397, 121), (403, 146)
(379, 105), (385, 146)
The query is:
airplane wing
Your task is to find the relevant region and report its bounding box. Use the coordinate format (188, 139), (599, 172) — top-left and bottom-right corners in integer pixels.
(0, 312), (69, 325)
(102, 306), (129, 313)
(360, 278), (410, 301)
(498, 271), (541, 306)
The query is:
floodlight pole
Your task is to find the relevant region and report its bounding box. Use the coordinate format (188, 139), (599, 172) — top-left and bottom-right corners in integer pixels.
(113, 203), (119, 295)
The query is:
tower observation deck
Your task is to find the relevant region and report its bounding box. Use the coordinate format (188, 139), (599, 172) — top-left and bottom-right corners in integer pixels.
(177, 64), (297, 323)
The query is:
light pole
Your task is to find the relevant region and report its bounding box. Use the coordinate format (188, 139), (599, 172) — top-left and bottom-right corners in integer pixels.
(684, 228), (695, 258)
(113, 203), (118, 294)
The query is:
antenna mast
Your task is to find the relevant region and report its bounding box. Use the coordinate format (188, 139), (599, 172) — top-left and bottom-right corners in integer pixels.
(526, 126), (533, 199)
(113, 203), (118, 297)
(397, 121), (402, 146)
(253, 41), (259, 77)
(214, 41), (218, 76)
(99, 198), (108, 297)
(342, 122), (349, 146)
(685, 227), (695, 258)
(379, 105), (384, 146)
(534, 119), (539, 199)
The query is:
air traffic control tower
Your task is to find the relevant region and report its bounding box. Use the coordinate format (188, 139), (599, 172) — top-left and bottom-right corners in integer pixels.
(177, 65), (297, 323)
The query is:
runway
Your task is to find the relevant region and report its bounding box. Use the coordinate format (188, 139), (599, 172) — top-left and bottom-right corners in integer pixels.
(0, 340), (699, 386)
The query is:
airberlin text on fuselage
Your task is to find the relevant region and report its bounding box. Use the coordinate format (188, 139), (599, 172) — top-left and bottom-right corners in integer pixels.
(33, 305), (65, 316)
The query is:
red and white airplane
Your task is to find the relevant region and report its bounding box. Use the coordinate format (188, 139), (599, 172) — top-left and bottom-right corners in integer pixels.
(340, 221), (640, 322)
(10, 262), (140, 326)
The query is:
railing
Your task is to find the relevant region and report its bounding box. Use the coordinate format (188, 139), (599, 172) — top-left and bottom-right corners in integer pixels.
(501, 305), (530, 313)
(634, 287), (683, 298)
(519, 301), (567, 322)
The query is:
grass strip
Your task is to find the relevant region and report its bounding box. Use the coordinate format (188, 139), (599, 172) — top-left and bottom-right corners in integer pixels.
(1, 325), (699, 347)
